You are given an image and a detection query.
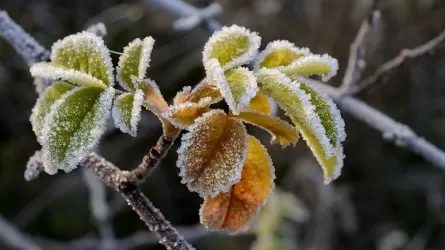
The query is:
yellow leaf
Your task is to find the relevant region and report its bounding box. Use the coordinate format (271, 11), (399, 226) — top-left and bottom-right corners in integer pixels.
(247, 92), (272, 115)
(177, 110), (248, 197)
(188, 79), (222, 104)
(280, 54), (338, 82)
(257, 69), (345, 183)
(200, 136), (274, 234)
(233, 110), (299, 147)
(255, 40), (309, 70)
(163, 98), (212, 129)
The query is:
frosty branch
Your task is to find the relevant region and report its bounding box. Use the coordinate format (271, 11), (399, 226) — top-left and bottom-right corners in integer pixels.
(146, 0), (445, 170)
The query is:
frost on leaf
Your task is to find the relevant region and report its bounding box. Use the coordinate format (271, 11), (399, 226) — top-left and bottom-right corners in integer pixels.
(203, 25), (261, 70)
(200, 135), (275, 234)
(233, 110), (299, 147)
(177, 109), (248, 197)
(247, 92), (272, 115)
(50, 31), (114, 86)
(257, 69), (345, 183)
(112, 89), (144, 137)
(254, 40), (310, 70)
(116, 37), (155, 91)
(205, 59), (258, 115)
(280, 54), (339, 82)
(163, 97), (212, 129)
(173, 86), (192, 105)
(188, 80), (222, 104)
(41, 87), (114, 174)
(31, 81), (74, 142)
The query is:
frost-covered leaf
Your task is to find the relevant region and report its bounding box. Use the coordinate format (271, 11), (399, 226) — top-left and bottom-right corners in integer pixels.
(203, 25), (261, 70)
(173, 86), (193, 105)
(177, 109), (248, 197)
(280, 54), (339, 82)
(31, 81), (74, 142)
(50, 31), (114, 86)
(254, 40), (309, 70)
(200, 135), (274, 234)
(163, 97), (212, 129)
(30, 63), (107, 88)
(116, 37), (155, 91)
(41, 87), (114, 174)
(188, 80), (222, 104)
(247, 92), (272, 115)
(233, 110), (299, 147)
(205, 59), (258, 115)
(112, 89), (144, 137)
(257, 69), (345, 183)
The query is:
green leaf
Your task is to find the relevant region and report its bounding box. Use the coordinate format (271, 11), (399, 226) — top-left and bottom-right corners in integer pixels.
(116, 37), (155, 91)
(280, 54), (338, 82)
(41, 87), (115, 174)
(254, 40), (309, 70)
(112, 89), (144, 136)
(257, 69), (345, 183)
(30, 62), (108, 88)
(50, 31), (114, 86)
(203, 25), (261, 70)
(31, 81), (74, 142)
(205, 59), (258, 115)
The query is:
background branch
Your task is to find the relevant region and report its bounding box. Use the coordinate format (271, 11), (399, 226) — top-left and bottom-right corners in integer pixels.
(0, 215), (42, 250)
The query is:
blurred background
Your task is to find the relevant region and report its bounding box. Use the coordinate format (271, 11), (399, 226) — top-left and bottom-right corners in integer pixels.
(1, 0), (445, 249)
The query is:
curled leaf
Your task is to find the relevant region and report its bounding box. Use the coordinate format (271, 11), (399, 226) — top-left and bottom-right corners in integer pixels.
(31, 81), (74, 142)
(205, 59), (258, 115)
(173, 86), (193, 105)
(177, 109), (248, 197)
(50, 31), (114, 86)
(30, 63), (107, 89)
(188, 80), (222, 104)
(255, 40), (310, 70)
(163, 97), (212, 129)
(257, 69), (345, 183)
(203, 25), (261, 70)
(247, 92), (272, 115)
(112, 89), (144, 136)
(200, 135), (274, 234)
(135, 78), (168, 115)
(41, 87), (114, 174)
(116, 37), (155, 91)
(233, 110), (299, 147)
(280, 54), (338, 82)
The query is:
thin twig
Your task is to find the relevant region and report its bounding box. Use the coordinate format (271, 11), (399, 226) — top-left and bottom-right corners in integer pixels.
(339, 3), (381, 94)
(306, 78), (445, 170)
(354, 28), (445, 94)
(0, 215), (42, 250)
(0, 10), (49, 65)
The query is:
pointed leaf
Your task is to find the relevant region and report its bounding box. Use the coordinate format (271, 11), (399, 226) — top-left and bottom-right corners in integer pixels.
(203, 25), (261, 70)
(30, 62), (107, 88)
(177, 109), (248, 197)
(200, 135), (275, 234)
(112, 89), (144, 137)
(41, 87), (114, 174)
(31, 81), (74, 142)
(247, 92), (272, 115)
(255, 40), (310, 70)
(205, 59), (258, 115)
(280, 54), (338, 82)
(173, 86), (193, 105)
(257, 69), (345, 183)
(50, 31), (114, 86)
(116, 37), (155, 91)
(233, 110), (299, 147)
(163, 97), (212, 129)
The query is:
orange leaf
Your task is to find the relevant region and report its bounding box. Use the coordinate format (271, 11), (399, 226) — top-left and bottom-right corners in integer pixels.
(163, 98), (212, 129)
(233, 110), (299, 147)
(188, 79), (222, 104)
(247, 92), (272, 115)
(177, 109), (248, 197)
(200, 135), (275, 234)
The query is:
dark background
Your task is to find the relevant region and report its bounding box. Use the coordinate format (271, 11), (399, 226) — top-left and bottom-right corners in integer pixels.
(1, 0), (445, 249)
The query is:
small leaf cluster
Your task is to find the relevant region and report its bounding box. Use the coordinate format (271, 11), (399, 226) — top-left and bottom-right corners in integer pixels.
(28, 25), (346, 234)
